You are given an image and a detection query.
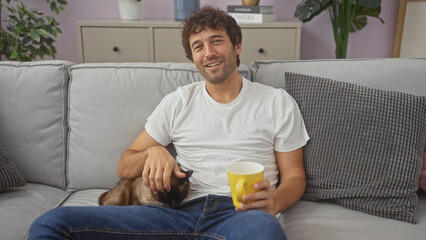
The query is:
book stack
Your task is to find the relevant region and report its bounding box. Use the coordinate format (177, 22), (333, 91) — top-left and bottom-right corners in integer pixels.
(227, 5), (277, 23)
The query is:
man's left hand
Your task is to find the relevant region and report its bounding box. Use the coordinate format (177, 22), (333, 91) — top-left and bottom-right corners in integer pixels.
(236, 179), (276, 215)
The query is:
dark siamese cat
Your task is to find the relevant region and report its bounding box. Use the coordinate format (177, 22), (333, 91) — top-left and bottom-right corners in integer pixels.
(99, 169), (192, 208)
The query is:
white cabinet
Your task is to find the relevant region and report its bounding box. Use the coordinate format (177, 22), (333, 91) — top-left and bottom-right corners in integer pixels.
(77, 20), (301, 65)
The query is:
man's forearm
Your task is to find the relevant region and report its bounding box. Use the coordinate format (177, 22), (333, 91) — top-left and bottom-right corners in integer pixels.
(272, 175), (306, 214)
(116, 149), (148, 179)
(272, 148), (306, 214)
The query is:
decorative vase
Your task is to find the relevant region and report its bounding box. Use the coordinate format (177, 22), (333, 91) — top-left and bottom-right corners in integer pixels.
(174, 0), (200, 21)
(242, 0), (259, 6)
(118, 0), (141, 20)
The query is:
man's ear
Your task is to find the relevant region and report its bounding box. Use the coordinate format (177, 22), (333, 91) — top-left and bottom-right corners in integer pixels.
(235, 37), (242, 55)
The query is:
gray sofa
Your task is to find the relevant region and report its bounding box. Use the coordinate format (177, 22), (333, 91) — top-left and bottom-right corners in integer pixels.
(0, 58), (425, 240)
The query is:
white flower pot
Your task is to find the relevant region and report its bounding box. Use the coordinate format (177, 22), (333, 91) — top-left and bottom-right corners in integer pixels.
(118, 0), (141, 20)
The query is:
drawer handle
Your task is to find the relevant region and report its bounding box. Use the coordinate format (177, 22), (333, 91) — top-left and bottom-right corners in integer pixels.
(258, 48), (264, 54)
(113, 46), (119, 52)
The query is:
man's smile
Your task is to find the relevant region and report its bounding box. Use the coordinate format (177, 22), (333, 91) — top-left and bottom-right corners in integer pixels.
(205, 61), (223, 69)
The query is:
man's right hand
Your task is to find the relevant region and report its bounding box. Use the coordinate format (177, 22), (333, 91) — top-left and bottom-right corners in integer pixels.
(117, 130), (187, 193)
(142, 146), (186, 194)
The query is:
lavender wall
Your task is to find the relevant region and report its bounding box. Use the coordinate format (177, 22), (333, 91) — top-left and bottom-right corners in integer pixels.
(4, 0), (399, 63)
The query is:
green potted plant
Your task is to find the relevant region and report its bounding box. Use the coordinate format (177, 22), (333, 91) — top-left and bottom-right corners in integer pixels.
(294, 0), (384, 58)
(0, 0), (67, 61)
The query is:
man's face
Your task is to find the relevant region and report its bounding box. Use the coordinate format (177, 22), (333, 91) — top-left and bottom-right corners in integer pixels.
(189, 27), (241, 84)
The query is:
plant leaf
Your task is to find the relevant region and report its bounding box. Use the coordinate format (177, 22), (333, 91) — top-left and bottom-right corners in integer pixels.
(14, 26), (21, 37)
(10, 51), (19, 59)
(6, 6), (17, 13)
(36, 29), (48, 36)
(294, 0), (331, 22)
(57, 0), (68, 5)
(351, 5), (384, 32)
(355, 5), (384, 23)
(50, 1), (57, 11)
(30, 29), (41, 42)
(34, 20), (42, 28)
(17, 5), (23, 14)
(358, 0), (381, 9)
(351, 16), (367, 32)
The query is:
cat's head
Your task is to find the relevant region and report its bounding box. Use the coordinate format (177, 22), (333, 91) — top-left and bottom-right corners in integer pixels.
(153, 169), (192, 208)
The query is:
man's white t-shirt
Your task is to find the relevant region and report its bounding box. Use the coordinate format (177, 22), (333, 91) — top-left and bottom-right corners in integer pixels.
(145, 78), (309, 202)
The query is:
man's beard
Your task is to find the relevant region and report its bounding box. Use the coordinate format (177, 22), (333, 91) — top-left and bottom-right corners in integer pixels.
(197, 54), (238, 85)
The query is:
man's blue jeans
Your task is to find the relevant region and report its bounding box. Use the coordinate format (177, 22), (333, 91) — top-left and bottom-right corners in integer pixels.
(29, 195), (286, 239)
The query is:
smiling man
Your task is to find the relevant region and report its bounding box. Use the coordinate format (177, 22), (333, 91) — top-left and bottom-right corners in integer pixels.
(29, 6), (309, 240)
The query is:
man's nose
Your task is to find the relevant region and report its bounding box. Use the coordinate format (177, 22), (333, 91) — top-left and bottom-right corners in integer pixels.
(204, 44), (216, 59)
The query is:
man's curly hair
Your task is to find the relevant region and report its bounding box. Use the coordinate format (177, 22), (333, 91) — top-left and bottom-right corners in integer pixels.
(181, 6), (242, 66)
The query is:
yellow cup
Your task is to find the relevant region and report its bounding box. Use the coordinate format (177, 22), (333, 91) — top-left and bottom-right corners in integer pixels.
(226, 162), (264, 208)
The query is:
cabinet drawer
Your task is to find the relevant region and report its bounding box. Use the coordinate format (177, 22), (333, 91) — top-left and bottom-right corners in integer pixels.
(154, 28), (188, 63)
(241, 28), (297, 64)
(81, 27), (150, 63)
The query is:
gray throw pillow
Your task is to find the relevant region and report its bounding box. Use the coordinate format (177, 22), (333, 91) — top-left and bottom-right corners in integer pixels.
(0, 143), (26, 192)
(285, 72), (426, 224)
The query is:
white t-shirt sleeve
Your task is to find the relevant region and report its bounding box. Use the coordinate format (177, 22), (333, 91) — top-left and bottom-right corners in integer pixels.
(273, 89), (310, 152)
(145, 91), (180, 146)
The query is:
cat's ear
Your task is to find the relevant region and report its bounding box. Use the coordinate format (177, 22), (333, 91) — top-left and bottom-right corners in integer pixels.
(183, 170), (193, 179)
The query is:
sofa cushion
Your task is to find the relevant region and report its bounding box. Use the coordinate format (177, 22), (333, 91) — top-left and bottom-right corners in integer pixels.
(0, 183), (69, 240)
(0, 61), (73, 189)
(285, 72), (426, 223)
(0, 143), (26, 192)
(67, 63), (208, 190)
(280, 191), (426, 240)
(250, 58), (426, 97)
(61, 189), (108, 206)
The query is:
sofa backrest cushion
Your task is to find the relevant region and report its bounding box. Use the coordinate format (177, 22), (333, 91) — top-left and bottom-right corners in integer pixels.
(0, 61), (72, 189)
(67, 63), (250, 190)
(250, 58), (426, 97)
(285, 72), (426, 223)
